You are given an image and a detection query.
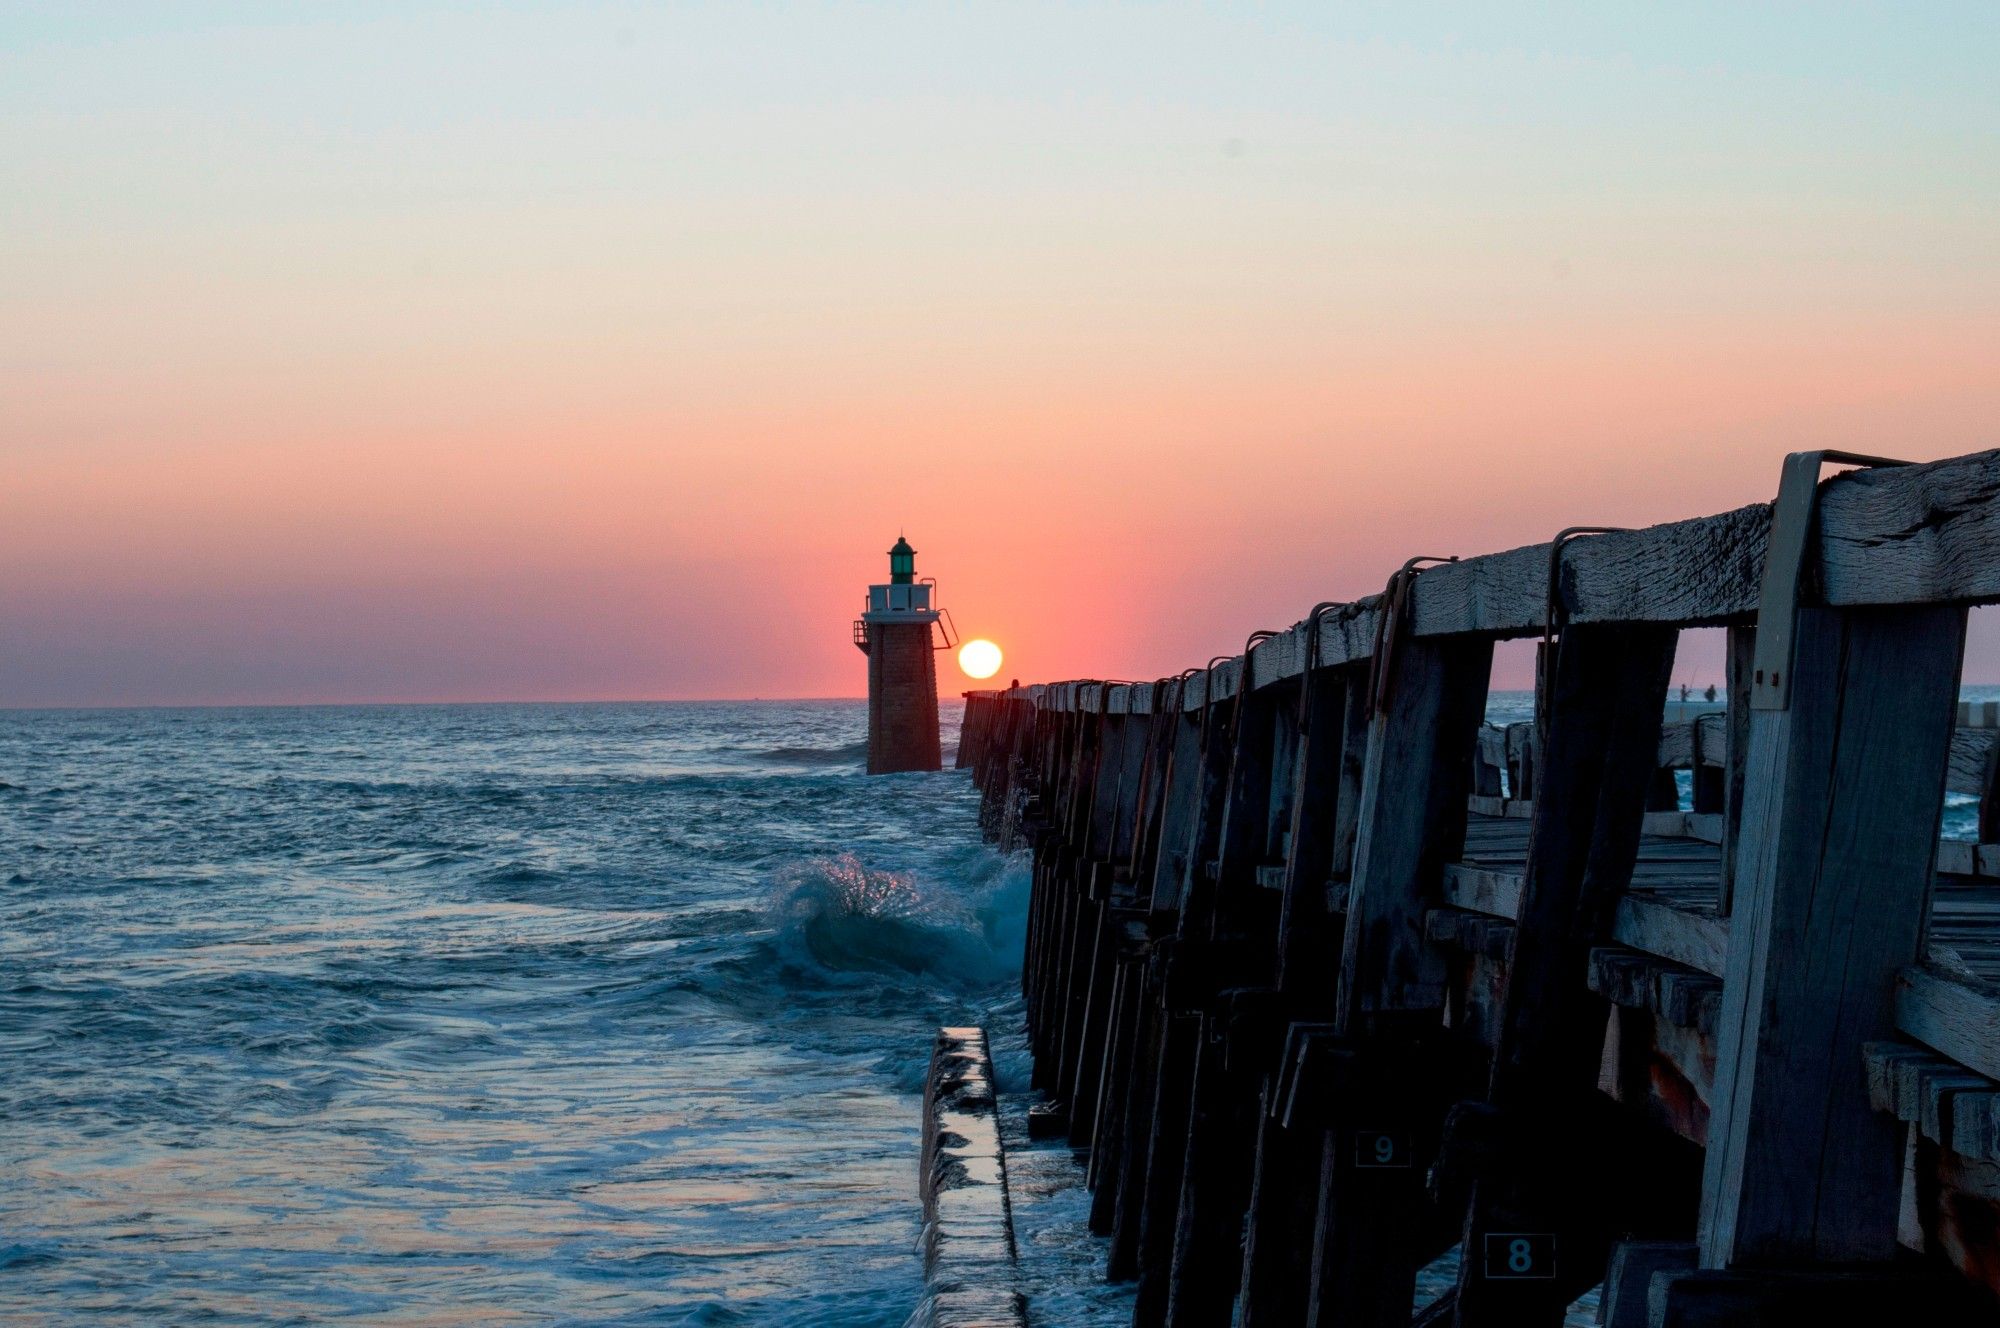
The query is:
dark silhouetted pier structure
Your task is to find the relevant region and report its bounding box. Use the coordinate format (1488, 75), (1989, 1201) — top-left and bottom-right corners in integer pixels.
(952, 449), (2000, 1326)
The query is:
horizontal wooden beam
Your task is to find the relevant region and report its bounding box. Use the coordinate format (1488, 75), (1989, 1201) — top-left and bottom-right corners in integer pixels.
(1613, 895), (1728, 977)
(1002, 448), (2000, 714)
(1862, 1039), (2000, 1161)
(1895, 964), (2000, 1084)
(1817, 449), (2000, 609)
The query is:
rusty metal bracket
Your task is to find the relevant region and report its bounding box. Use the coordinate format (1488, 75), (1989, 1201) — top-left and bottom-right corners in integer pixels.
(1222, 630), (1286, 767)
(1200, 655), (1235, 750)
(1369, 556), (1460, 716)
(1538, 527), (1628, 732)
(1295, 601), (1351, 734)
(1750, 450), (1911, 711)
(1233, 627), (1281, 709)
(1093, 679), (1139, 717)
(1303, 601), (1347, 664)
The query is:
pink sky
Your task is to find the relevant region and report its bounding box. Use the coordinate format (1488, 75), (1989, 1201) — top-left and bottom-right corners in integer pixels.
(4, 5), (1996, 706)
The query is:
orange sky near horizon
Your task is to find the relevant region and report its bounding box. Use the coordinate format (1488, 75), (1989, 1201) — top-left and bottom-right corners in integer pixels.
(4, 4), (1997, 707)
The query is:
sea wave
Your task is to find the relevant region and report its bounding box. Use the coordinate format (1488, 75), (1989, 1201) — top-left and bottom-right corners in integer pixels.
(0, 698), (1045, 1324)
(763, 853), (1024, 987)
(743, 741), (868, 767)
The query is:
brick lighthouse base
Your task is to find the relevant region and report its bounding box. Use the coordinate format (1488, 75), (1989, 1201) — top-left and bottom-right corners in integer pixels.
(867, 621), (942, 774)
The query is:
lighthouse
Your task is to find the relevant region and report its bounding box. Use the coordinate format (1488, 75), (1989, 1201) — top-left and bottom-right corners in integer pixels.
(853, 536), (946, 774)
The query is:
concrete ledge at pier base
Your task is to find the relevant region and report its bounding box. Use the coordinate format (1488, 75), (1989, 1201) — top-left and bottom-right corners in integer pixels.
(903, 1289), (1027, 1328)
(916, 1026), (1027, 1328)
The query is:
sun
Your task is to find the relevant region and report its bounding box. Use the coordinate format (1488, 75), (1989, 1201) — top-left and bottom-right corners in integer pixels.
(958, 639), (1003, 680)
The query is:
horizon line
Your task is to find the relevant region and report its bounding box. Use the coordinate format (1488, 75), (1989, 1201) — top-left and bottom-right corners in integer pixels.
(10, 680), (2000, 716)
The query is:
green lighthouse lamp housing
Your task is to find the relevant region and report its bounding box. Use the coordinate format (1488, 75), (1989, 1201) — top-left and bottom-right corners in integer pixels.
(888, 536), (916, 585)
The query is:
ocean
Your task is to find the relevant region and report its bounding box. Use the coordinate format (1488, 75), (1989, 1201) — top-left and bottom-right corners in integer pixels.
(3, 691), (1989, 1324)
(0, 700), (1127, 1325)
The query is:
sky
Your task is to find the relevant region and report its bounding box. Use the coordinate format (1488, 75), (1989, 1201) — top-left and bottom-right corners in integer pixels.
(4, 2), (1997, 706)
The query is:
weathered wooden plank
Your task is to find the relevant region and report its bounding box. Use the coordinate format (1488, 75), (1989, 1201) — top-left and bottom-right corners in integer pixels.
(1295, 635), (1490, 1328)
(1240, 670), (1363, 1324)
(1445, 854), (1729, 976)
(1162, 685), (1290, 1322)
(1004, 451), (2000, 717)
(1064, 893), (1118, 1146)
(1505, 721), (1537, 803)
(1611, 895), (1728, 977)
(1277, 670), (1359, 999)
(1465, 795), (1534, 819)
(1133, 1011), (1201, 1325)
(1453, 622), (1679, 1326)
(1303, 1036), (1460, 1328)
(1405, 509), (1769, 641)
(1859, 1040), (2000, 1168)
(1921, 1065), (1995, 1145)
(1864, 1040), (1939, 1115)
(1896, 964), (2000, 1085)
(1336, 635), (1494, 1025)
(1087, 961), (1138, 1206)
(1061, 709), (1103, 850)
(1474, 725), (1508, 797)
(1236, 1073), (1325, 1326)
(1213, 686), (1284, 901)
(1599, 1240), (1697, 1328)
(1111, 709), (1155, 867)
(1087, 713), (1133, 860)
(1328, 676), (1372, 890)
(1208, 507), (1765, 705)
(1440, 863), (1523, 920)
(1657, 721), (1728, 771)
(1173, 703), (1239, 943)
(1148, 712), (1206, 914)
(1816, 448), (2000, 609)
(1166, 1014), (1263, 1326)
(1590, 946), (1658, 1010)
(1949, 1090), (2000, 1160)
(1045, 871), (1090, 1095)
(1640, 811), (1725, 843)
(1108, 988), (1164, 1279)
(1720, 624), (1755, 916)
(1700, 603), (1968, 1267)
(1657, 969), (1724, 1038)
(1128, 699), (1187, 892)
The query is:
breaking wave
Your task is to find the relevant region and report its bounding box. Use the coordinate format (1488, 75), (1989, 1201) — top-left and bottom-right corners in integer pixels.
(765, 852), (1026, 987)
(0, 698), (1077, 1324)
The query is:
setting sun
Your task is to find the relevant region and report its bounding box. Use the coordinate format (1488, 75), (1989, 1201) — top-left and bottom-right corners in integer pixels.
(958, 639), (1003, 680)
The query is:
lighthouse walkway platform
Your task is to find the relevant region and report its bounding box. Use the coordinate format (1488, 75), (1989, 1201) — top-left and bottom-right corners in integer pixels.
(951, 447), (2000, 1328)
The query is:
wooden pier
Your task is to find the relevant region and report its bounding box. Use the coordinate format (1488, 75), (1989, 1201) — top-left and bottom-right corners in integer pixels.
(952, 448), (2000, 1326)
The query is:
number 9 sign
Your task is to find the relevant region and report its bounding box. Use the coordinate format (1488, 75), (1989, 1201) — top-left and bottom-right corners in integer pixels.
(1352, 1129), (1411, 1168)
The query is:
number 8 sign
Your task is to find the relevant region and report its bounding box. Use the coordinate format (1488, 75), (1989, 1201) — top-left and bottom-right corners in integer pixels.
(1482, 1232), (1556, 1280)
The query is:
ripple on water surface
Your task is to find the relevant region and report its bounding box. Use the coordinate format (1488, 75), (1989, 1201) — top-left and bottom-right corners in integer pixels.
(0, 701), (1125, 1325)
